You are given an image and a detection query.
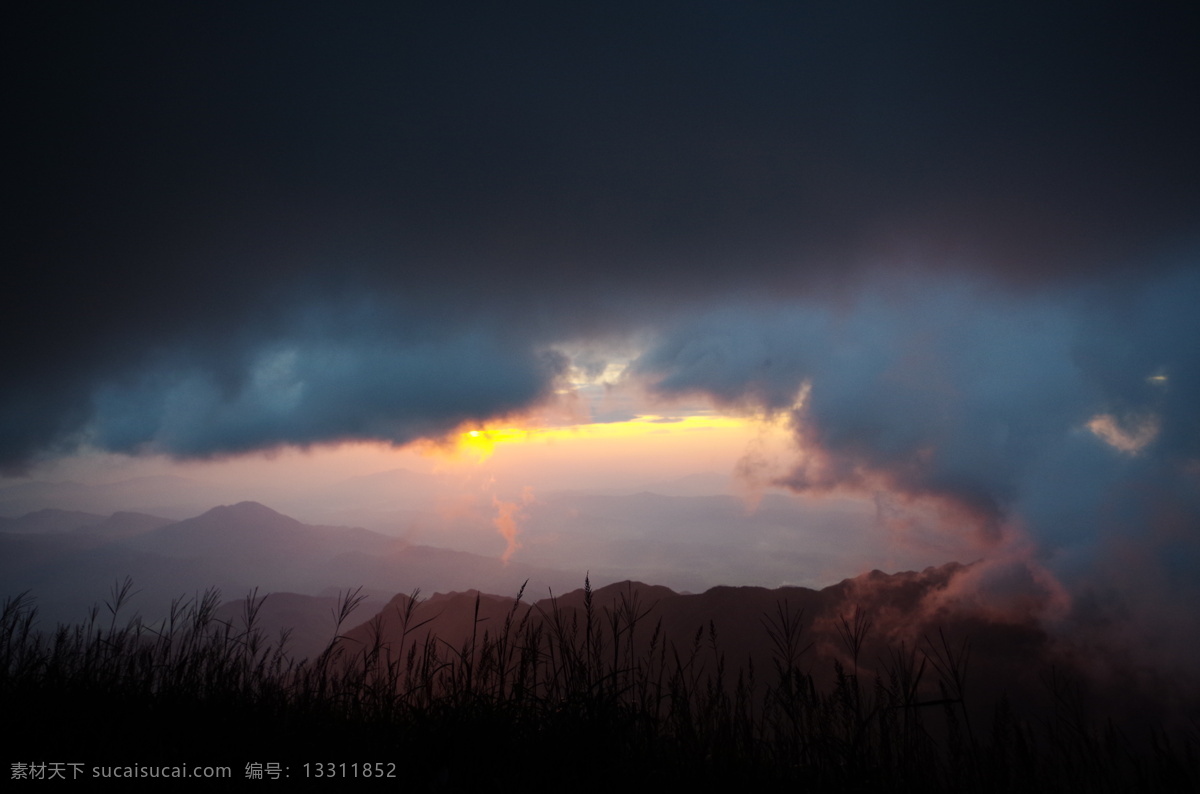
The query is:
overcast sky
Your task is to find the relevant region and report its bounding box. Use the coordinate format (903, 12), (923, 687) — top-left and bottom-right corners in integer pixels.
(6, 4), (1199, 629)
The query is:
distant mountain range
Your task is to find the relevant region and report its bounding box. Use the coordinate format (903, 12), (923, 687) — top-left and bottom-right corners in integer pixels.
(1, 473), (978, 595)
(0, 501), (586, 627)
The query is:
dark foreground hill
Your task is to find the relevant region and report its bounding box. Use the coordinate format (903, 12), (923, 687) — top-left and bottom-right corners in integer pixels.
(338, 564), (1191, 734)
(6, 565), (1195, 792)
(3, 501), (1198, 790)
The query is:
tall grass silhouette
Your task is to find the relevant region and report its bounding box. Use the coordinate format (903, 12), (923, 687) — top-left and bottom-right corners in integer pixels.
(2, 578), (1196, 792)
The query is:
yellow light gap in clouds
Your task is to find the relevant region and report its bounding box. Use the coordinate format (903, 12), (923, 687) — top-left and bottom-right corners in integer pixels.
(432, 414), (774, 463)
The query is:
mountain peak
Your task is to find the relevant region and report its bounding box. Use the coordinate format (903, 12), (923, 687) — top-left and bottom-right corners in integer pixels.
(169, 501), (305, 536)
(200, 501), (290, 521)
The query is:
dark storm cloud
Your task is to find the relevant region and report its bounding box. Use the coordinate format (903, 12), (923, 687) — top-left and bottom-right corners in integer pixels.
(5, 2), (1199, 468)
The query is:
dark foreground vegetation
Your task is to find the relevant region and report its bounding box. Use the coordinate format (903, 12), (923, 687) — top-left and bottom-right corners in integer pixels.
(3, 578), (1197, 792)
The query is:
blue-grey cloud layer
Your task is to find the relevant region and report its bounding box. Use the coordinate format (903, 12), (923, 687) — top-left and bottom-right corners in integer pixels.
(86, 306), (568, 456)
(634, 266), (1200, 593)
